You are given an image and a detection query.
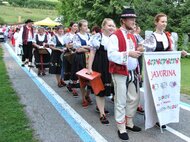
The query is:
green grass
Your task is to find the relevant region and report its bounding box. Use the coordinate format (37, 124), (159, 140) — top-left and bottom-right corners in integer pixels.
(181, 58), (190, 95)
(0, 5), (58, 24)
(0, 47), (38, 142)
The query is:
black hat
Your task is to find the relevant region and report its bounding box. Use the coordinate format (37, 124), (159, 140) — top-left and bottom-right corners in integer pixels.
(120, 8), (137, 18)
(25, 19), (34, 24)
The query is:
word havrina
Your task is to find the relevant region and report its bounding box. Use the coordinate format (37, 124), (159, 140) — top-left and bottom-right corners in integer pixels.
(151, 70), (176, 80)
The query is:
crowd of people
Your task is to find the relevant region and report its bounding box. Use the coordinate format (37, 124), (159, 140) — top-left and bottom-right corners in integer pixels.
(1, 7), (188, 141)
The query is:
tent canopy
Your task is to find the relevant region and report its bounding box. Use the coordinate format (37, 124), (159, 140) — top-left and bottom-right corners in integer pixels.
(34, 17), (61, 27)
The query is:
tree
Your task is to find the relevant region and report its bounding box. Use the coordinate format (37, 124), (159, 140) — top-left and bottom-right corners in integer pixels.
(57, 0), (190, 49)
(58, 0), (132, 27)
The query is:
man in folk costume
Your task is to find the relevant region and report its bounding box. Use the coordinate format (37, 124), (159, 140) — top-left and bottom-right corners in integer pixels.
(18, 19), (34, 67)
(107, 8), (143, 141)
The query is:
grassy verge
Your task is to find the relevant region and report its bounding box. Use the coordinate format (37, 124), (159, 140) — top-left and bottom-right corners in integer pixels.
(0, 5), (58, 24)
(181, 58), (190, 95)
(0, 47), (38, 142)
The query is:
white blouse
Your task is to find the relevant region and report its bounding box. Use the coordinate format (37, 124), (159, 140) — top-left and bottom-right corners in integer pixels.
(90, 33), (109, 51)
(107, 27), (138, 71)
(143, 32), (174, 51)
(73, 32), (90, 49)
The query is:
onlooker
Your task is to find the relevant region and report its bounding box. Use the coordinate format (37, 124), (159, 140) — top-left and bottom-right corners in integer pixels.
(18, 19), (35, 67)
(13, 28), (21, 56)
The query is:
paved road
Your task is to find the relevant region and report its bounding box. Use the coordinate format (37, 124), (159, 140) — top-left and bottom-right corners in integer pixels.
(2, 42), (190, 142)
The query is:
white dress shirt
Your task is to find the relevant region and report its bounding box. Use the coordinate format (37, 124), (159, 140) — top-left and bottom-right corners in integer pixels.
(107, 27), (138, 71)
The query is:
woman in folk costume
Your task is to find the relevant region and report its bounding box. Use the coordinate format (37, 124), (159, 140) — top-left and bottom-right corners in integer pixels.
(63, 22), (80, 97)
(18, 19), (34, 67)
(87, 18), (116, 124)
(33, 27), (51, 76)
(107, 8), (143, 141)
(143, 13), (187, 56)
(71, 19), (92, 108)
(49, 25), (67, 87)
(143, 13), (187, 128)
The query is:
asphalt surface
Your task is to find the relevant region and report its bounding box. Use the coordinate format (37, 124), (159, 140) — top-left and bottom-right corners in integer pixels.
(1, 42), (190, 142)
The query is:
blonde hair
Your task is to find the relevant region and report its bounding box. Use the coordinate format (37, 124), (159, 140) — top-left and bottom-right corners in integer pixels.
(154, 13), (167, 23)
(101, 18), (115, 29)
(78, 19), (88, 31)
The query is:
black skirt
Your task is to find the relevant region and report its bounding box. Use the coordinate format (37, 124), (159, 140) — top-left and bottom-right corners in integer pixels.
(34, 49), (50, 69)
(49, 50), (62, 74)
(92, 46), (112, 97)
(71, 52), (86, 81)
(60, 53), (72, 81)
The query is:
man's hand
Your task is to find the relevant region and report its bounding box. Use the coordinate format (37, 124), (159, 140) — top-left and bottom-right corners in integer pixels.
(128, 51), (142, 58)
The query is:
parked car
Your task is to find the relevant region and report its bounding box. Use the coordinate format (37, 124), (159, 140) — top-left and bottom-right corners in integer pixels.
(0, 28), (5, 42)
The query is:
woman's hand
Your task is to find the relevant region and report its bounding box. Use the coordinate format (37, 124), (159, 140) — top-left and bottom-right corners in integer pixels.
(181, 50), (188, 57)
(87, 69), (93, 75)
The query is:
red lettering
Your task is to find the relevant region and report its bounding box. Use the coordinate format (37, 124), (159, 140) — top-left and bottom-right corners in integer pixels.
(151, 70), (177, 80)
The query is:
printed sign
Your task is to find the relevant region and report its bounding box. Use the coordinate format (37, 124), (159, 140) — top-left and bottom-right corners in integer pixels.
(144, 51), (181, 130)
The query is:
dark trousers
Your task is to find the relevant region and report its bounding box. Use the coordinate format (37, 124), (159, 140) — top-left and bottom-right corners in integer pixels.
(22, 42), (33, 62)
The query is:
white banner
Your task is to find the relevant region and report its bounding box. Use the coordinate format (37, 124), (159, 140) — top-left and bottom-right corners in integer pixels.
(144, 51), (181, 130)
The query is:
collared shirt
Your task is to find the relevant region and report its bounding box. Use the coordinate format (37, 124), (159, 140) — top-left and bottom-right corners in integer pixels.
(107, 27), (138, 71)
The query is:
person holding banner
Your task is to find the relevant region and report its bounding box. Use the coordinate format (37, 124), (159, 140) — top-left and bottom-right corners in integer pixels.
(143, 13), (188, 129)
(107, 8), (143, 141)
(143, 13), (187, 56)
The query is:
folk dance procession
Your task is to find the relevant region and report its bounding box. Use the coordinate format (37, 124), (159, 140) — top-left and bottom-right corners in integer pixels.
(1, 7), (188, 141)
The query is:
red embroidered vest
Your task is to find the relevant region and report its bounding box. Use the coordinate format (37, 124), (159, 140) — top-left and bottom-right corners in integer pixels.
(22, 25), (34, 45)
(109, 29), (137, 76)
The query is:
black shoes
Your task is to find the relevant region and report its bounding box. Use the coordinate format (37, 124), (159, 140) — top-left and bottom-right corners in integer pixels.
(156, 122), (166, 129)
(95, 106), (110, 115)
(126, 125), (142, 132)
(28, 64), (34, 68)
(21, 61), (29, 67)
(38, 72), (46, 76)
(118, 130), (129, 141)
(66, 83), (73, 92)
(100, 115), (109, 125)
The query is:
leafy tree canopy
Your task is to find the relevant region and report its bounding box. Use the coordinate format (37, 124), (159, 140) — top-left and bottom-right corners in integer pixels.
(58, 0), (190, 49)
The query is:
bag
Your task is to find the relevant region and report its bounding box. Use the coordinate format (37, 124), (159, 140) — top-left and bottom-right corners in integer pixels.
(38, 49), (49, 54)
(64, 51), (75, 64)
